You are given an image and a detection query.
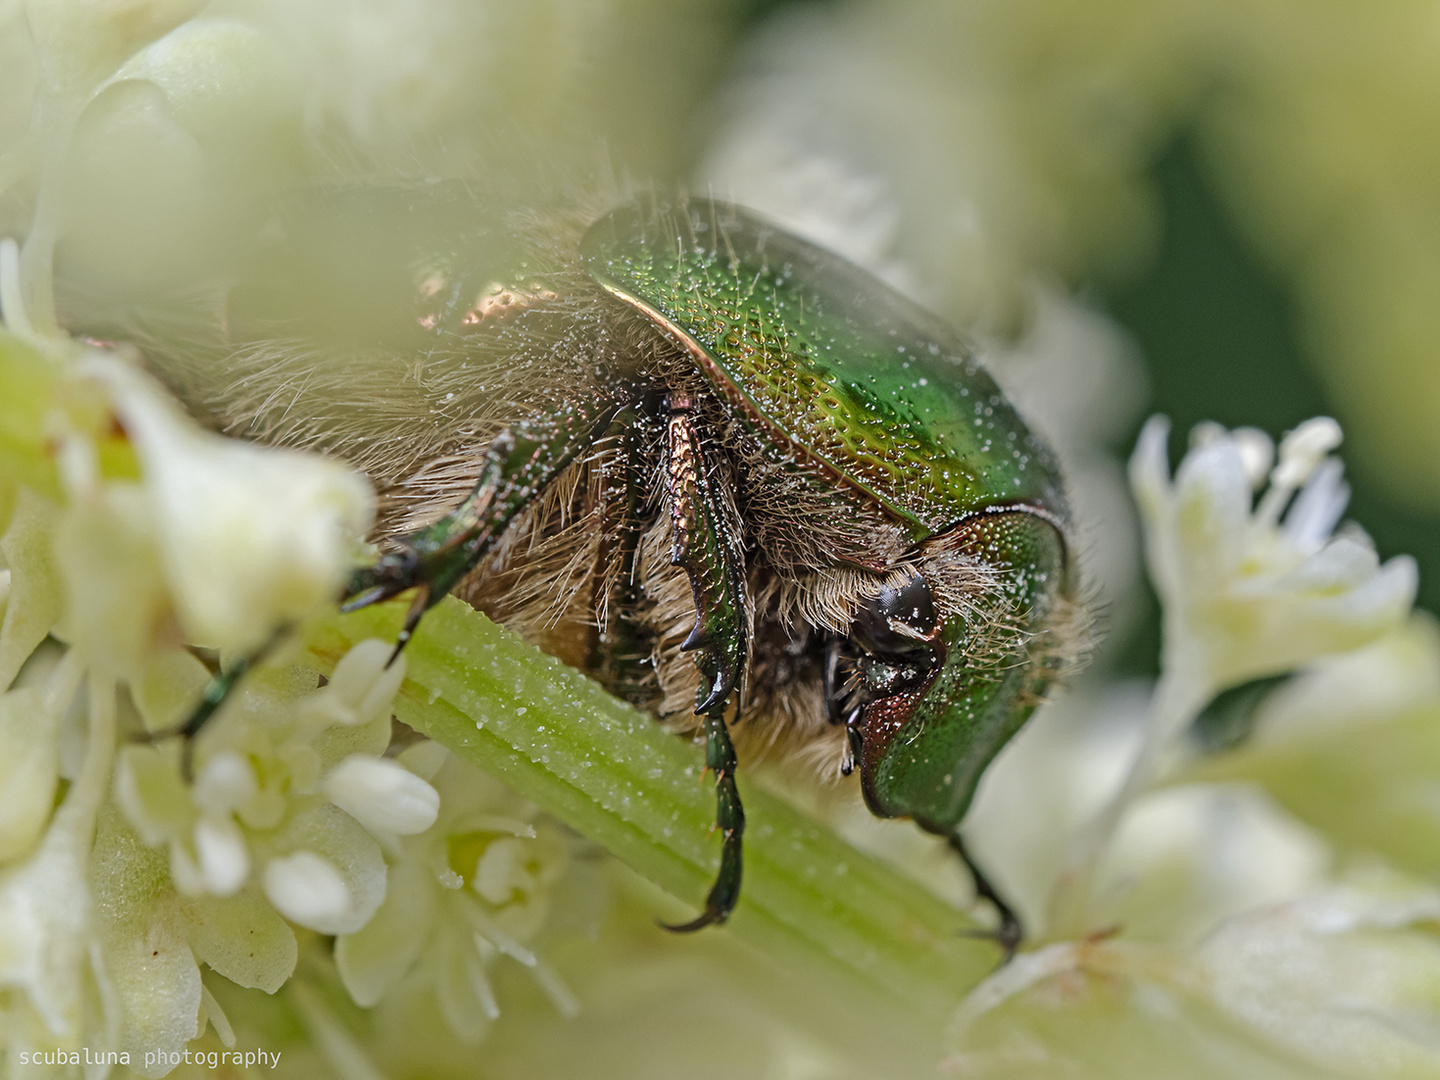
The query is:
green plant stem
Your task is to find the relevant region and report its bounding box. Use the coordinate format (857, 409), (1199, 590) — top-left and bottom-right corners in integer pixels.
(308, 596), (998, 1020)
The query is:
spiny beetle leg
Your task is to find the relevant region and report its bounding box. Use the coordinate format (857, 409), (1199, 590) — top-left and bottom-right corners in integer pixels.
(590, 409), (655, 702)
(950, 832), (1024, 964)
(342, 398), (629, 661)
(162, 398), (627, 763)
(662, 705), (745, 932)
(662, 393), (747, 710)
(659, 391), (750, 930)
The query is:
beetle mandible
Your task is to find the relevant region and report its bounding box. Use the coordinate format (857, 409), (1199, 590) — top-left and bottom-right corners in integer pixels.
(122, 190), (1079, 951)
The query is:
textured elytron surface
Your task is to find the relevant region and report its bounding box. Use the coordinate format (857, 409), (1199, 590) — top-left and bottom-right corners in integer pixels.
(581, 199), (1065, 538)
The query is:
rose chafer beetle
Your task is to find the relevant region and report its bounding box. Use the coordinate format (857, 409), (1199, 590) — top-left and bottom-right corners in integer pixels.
(108, 191), (1077, 953)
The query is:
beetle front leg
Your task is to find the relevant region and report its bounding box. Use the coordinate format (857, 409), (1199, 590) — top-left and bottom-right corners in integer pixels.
(161, 397), (627, 762)
(345, 397), (628, 660)
(664, 706), (745, 932)
(659, 391), (750, 931)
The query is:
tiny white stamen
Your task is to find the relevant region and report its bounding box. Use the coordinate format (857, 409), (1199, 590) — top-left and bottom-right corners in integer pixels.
(325, 755), (440, 835)
(1282, 458), (1350, 550)
(466, 899), (537, 967)
(0, 238), (35, 339)
(201, 982), (236, 1047)
(1272, 417), (1343, 489)
(195, 814), (250, 896)
(466, 947), (502, 1020)
(530, 956), (581, 1018)
(264, 851), (352, 927)
(1231, 427), (1275, 490)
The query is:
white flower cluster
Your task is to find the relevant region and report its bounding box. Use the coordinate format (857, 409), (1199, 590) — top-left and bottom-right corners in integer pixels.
(954, 417), (1440, 1078)
(0, 275), (578, 1075)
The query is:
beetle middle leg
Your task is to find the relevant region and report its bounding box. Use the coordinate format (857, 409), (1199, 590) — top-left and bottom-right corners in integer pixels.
(658, 390), (750, 931)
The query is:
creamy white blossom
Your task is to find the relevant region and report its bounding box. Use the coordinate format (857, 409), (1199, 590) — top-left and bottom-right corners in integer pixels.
(1132, 415), (1417, 694)
(334, 747), (580, 1038)
(0, 236), (424, 1073)
(80, 353), (374, 653)
(1047, 417), (1420, 944)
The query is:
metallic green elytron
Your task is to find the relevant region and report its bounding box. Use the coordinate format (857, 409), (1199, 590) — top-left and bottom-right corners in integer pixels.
(110, 189), (1075, 952)
(339, 195), (1077, 949)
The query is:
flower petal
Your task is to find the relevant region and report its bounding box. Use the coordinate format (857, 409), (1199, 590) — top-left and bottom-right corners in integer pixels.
(1200, 885), (1440, 1078)
(335, 858), (434, 1007)
(0, 687), (62, 862)
(189, 888), (297, 993)
(0, 489), (62, 690)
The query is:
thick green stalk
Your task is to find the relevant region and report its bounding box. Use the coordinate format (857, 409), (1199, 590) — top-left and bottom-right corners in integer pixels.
(308, 597), (997, 1020)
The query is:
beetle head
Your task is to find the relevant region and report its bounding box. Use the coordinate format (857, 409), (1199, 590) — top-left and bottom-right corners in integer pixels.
(850, 508), (1069, 835)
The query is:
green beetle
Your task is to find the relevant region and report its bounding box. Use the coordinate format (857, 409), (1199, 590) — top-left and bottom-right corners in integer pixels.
(100, 190), (1077, 951)
(335, 195), (1077, 947)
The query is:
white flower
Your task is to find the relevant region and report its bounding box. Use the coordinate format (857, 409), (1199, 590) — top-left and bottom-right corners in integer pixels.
(1131, 415), (1417, 694)
(80, 352), (374, 653)
(1048, 417), (1418, 938)
(114, 640), (421, 928)
(949, 874), (1440, 1080)
(335, 748), (580, 1038)
(0, 305), (415, 1071)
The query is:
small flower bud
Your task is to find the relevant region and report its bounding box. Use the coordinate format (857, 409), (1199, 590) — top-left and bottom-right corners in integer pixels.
(1230, 428), (1274, 490)
(193, 751), (257, 815)
(194, 814), (249, 896)
(263, 851), (353, 929)
(325, 756), (440, 836)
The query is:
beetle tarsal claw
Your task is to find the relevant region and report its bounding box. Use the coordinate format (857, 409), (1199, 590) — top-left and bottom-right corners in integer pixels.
(662, 705), (745, 932)
(658, 908), (726, 934)
(339, 584), (392, 613)
(679, 622), (710, 652)
(949, 833), (1025, 965)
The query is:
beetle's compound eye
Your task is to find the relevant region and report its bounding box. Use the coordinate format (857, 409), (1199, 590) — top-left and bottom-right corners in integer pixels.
(850, 571), (940, 700)
(852, 572), (938, 658)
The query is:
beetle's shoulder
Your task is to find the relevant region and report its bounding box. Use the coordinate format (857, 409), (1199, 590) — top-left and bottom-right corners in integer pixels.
(579, 197), (1065, 539)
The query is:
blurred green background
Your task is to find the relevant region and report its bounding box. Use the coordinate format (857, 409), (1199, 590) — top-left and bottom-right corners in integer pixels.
(1107, 136), (1440, 669)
